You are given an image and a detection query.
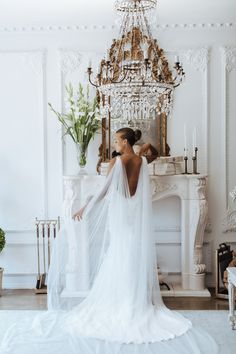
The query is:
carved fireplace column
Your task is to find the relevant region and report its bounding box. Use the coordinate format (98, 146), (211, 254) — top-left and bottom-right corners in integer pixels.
(188, 177), (208, 291)
(150, 174), (209, 294)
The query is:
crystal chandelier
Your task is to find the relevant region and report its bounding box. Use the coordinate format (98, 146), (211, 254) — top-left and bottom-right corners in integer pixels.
(87, 0), (185, 131)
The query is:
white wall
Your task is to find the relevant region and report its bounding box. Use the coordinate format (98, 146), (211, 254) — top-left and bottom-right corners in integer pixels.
(0, 0), (236, 289)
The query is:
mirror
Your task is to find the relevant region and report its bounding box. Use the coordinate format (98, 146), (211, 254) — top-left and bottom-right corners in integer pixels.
(100, 113), (170, 162)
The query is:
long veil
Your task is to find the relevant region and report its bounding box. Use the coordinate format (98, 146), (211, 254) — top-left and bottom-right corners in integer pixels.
(47, 156), (164, 313)
(0, 157), (219, 353)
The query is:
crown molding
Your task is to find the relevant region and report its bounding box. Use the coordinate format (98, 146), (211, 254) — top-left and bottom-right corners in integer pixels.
(0, 22), (235, 33)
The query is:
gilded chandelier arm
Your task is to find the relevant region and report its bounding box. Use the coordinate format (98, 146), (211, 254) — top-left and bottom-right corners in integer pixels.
(87, 67), (99, 88)
(110, 67), (129, 84)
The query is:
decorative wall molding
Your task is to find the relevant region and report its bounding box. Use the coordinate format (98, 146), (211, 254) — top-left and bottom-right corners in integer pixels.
(221, 46), (228, 211)
(184, 47), (210, 174)
(0, 22), (235, 33)
(222, 208), (236, 233)
(154, 226), (180, 232)
(221, 47), (236, 72)
(4, 229), (34, 234)
(185, 47), (210, 72)
(21, 50), (46, 76)
(59, 50), (84, 175)
(220, 46), (236, 226)
(3, 274), (37, 290)
(0, 49), (48, 228)
(59, 50), (82, 75)
(22, 50), (48, 219)
(6, 242), (37, 246)
(155, 242), (180, 246)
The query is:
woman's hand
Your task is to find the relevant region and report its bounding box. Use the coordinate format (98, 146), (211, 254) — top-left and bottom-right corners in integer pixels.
(138, 143), (151, 157)
(72, 206), (85, 221)
(138, 143), (158, 163)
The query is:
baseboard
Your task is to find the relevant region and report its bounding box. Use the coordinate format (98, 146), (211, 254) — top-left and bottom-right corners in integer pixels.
(3, 274), (38, 289)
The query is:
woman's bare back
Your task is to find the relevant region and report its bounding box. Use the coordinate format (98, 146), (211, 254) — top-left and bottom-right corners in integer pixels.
(120, 155), (142, 196)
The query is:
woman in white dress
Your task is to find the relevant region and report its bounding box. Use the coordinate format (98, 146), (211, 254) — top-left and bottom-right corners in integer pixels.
(0, 128), (219, 354)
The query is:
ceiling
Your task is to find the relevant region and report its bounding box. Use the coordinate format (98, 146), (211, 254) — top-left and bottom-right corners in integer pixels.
(0, 0), (235, 28)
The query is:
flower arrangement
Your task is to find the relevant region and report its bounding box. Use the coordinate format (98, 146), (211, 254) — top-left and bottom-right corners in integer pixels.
(49, 83), (100, 169)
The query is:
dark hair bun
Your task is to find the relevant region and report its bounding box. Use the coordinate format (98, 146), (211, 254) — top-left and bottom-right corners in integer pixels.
(134, 129), (142, 143)
(116, 127), (142, 146)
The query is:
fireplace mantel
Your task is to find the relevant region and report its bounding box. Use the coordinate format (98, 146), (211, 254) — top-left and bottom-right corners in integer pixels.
(62, 173), (210, 298)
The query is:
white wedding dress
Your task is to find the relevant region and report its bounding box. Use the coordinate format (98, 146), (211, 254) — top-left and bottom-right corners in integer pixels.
(0, 157), (219, 354)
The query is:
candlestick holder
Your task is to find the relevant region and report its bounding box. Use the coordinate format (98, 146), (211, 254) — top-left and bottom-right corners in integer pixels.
(192, 147), (200, 174)
(182, 156), (191, 174)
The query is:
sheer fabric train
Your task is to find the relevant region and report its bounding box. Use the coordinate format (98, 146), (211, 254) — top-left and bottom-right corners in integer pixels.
(0, 157), (219, 353)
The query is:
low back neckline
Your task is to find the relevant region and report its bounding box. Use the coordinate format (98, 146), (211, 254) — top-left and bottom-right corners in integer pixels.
(116, 156), (143, 198)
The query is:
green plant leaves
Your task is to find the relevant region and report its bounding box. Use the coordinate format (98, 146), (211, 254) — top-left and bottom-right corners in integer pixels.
(0, 228), (6, 253)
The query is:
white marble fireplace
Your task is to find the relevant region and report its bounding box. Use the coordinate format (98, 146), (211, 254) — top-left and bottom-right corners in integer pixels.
(62, 173), (210, 298)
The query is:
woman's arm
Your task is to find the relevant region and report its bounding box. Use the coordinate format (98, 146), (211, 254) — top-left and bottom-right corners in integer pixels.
(72, 194), (93, 221)
(107, 157), (116, 176)
(73, 158), (116, 221)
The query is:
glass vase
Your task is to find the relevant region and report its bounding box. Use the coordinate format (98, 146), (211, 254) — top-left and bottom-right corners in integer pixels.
(76, 143), (88, 175)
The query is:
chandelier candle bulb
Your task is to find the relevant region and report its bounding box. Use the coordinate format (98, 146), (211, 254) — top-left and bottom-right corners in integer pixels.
(175, 55), (180, 63)
(106, 50), (110, 62)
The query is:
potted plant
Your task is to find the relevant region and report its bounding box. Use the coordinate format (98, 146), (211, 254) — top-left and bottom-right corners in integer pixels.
(49, 83), (100, 174)
(0, 227), (6, 296)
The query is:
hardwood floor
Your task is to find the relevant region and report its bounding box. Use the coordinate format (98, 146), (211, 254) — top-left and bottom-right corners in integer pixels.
(0, 288), (229, 310)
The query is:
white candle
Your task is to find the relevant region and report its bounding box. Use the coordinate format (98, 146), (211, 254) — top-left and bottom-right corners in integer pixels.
(88, 58), (92, 68)
(144, 48), (149, 60)
(143, 41), (149, 60)
(175, 55), (180, 63)
(184, 124), (187, 156)
(192, 126), (197, 155)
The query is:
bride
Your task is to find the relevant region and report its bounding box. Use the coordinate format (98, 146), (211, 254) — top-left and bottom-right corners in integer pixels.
(0, 128), (219, 353)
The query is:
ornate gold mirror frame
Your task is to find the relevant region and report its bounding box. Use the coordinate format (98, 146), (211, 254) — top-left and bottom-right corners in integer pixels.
(99, 109), (170, 163)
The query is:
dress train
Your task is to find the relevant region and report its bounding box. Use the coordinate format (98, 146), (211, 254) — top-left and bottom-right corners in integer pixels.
(0, 157), (219, 353)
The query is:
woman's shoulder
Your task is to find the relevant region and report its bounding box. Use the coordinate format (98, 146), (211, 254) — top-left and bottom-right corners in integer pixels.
(120, 154), (143, 167)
